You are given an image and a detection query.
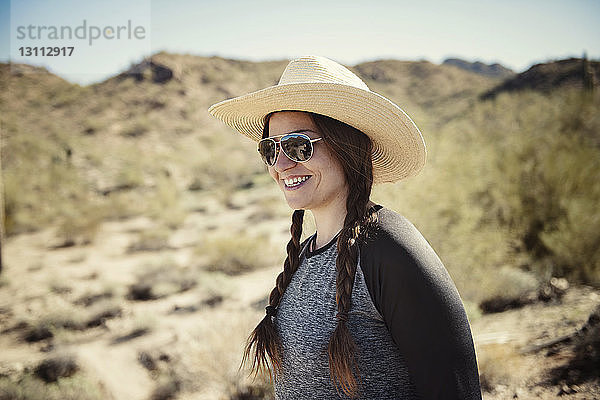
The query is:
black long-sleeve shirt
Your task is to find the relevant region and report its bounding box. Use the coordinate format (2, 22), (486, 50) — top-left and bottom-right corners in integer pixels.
(274, 205), (482, 399)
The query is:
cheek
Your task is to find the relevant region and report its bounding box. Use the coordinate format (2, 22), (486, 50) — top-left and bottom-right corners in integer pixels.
(268, 167), (277, 181)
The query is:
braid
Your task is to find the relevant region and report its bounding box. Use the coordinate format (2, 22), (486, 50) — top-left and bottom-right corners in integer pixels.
(328, 167), (373, 397)
(242, 209), (304, 378)
(272, 209), (305, 306)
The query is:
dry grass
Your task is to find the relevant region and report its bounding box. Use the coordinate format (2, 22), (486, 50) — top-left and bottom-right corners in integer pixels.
(34, 354), (79, 383)
(148, 176), (187, 230)
(197, 232), (280, 275)
(20, 298), (123, 343)
(183, 311), (265, 397)
(111, 313), (158, 344)
(75, 284), (118, 307)
(127, 258), (197, 301)
(227, 378), (274, 400)
(0, 372), (105, 400)
(121, 116), (152, 137)
(478, 266), (539, 313)
(127, 228), (172, 253)
(477, 343), (530, 393)
(21, 306), (88, 342)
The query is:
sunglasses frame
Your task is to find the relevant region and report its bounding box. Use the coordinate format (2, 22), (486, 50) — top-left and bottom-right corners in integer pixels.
(257, 132), (323, 166)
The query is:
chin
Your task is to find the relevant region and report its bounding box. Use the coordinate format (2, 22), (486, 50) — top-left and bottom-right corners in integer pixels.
(283, 196), (308, 210)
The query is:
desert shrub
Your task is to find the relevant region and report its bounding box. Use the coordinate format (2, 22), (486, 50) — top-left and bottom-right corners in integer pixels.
(49, 279), (72, 294)
(169, 311), (268, 397)
(112, 314), (157, 344)
(478, 266), (539, 313)
(0, 276), (10, 288)
(55, 200), (105, 247)
(147, 176), (186, 229)
(473, 90), (600, 284)
(121, 117), (151, 137)
(187, 137), (264, 194)
(128, 259), (196, 300)
(84, 301), (122, 328)
(115, 162), (145, 189)
(104, 191), (146, 220)
(2, 133), (88, 235)
(127, 228), (171, 253)
(50, 85), (87, 108)
(477, 343), (528, 392)
(21, 299), (120, 342)
(75, 285), (117, 307)
(149, 374), (181, 400)
(0, 373), (105, 400)
(228, 379), (274, 400)
(22, 308), (88, 342)
(81, 118), (105, 135)
(35, 354), (79, 383)
(198, 232), (279, 275)
(370, 88), (600, 307)
(0, 121), (115, 240)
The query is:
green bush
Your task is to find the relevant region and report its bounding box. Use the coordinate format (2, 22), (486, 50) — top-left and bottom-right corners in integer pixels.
(473, 91), (600, 284)
(373, 89), (599, 304)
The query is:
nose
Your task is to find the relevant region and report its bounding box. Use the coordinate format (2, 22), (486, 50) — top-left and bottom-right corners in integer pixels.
(272, 145), (296, 172)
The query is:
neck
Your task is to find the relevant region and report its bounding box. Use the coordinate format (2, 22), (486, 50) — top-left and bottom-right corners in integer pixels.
(311, 197), (376, 251)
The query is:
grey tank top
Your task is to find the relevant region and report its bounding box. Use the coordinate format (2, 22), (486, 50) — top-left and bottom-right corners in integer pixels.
(274, 232), (418, 399)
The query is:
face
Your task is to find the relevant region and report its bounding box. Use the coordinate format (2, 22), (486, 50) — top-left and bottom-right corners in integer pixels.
(266, 111), (348, 213)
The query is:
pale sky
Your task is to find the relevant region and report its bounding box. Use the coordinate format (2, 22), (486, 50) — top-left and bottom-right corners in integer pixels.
(1, 0), (599, 84)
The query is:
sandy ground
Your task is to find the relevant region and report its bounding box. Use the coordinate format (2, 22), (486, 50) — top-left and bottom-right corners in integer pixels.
(1, 195), (599, 399)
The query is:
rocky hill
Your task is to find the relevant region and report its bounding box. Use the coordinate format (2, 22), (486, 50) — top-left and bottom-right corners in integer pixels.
(0, 52), (499, 237)
(443, 58), (514, 79)
(482, 57), (600, 99)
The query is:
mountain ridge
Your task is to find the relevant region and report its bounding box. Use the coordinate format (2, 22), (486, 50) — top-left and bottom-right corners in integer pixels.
(443, 58), (514, 79)
(482, 57), (599, 99)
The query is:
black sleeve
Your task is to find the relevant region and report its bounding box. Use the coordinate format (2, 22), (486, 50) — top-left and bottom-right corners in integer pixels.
(359, 208), (482, 400)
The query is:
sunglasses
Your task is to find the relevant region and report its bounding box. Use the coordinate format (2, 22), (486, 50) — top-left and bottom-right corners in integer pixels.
(257, 133), (323, 166)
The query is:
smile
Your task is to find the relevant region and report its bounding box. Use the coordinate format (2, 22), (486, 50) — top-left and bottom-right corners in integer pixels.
(283, 175), (310, 188)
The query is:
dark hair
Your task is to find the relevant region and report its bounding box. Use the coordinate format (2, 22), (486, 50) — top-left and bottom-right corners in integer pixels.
(243, 111), (376, 397)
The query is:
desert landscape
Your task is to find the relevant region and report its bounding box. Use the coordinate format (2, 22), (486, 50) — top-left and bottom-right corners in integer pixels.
(1, 53), (599, 399)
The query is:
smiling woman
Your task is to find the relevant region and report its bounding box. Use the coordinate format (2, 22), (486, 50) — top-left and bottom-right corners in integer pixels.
(265, 112), (348, 220)
(208, 55), (481, 399)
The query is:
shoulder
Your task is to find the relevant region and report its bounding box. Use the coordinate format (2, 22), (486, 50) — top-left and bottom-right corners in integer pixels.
(359, 206), (482, 399)
(360, 206), (451, 293)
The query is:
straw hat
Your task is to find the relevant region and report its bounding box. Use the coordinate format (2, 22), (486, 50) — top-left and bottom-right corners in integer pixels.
(208, 55), (426, 184)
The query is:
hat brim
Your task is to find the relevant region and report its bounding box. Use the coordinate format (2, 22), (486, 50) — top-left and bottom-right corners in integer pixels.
(208, 82), (426, 184)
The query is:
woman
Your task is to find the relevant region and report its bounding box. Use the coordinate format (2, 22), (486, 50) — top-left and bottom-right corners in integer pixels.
(209, 55), (481, 399)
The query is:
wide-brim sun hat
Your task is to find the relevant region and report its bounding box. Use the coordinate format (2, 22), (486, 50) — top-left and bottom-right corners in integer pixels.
(208, 55), (426, 184)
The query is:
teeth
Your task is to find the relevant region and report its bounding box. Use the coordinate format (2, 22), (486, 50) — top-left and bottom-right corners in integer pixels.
(284, 176), (309, 187)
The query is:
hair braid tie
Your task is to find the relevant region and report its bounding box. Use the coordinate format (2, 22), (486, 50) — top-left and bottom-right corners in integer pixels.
(336, 312), (349, 322)
(265, 305), (277, 317)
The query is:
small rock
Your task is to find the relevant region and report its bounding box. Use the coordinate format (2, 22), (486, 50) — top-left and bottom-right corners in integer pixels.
(138, 351), (157, 371)
(570, 384), (580, 393)
(551, 277), (569, 293)
(558, 384), (576, 396)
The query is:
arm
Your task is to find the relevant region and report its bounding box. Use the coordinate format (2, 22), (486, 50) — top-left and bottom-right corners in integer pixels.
(360, 208), (481, 400)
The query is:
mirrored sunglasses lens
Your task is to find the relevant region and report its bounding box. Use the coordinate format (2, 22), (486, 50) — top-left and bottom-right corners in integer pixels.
(281, 135), (312, 162)
(258, 140), (277, 165)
